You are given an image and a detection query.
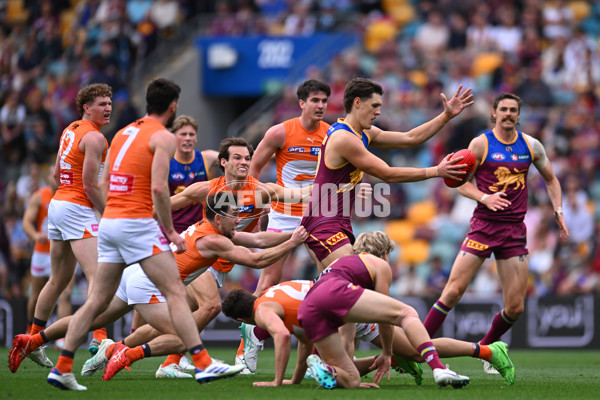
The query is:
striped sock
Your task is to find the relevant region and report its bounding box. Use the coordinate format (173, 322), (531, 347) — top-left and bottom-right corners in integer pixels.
(423, 300), (451, 337)
(417, 341), (445, 371)
(480, 310), (516, 345)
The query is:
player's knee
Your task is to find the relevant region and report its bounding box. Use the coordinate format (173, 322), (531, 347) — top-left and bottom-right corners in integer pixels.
(206, 300), (222, 319)
(505, 304), (524, 319)
(340, 370), (361, 388)
(393, 305), (421, 331)
(442, 286), (464, 305)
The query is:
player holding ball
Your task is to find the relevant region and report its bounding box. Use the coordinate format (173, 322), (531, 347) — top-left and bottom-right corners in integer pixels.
(423, 93), (569, 377)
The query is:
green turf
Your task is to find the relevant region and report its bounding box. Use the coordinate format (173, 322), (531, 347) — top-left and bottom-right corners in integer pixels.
(2, 347), (599, 399)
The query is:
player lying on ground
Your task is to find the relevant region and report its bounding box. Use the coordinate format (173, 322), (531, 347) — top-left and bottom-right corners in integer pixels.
(8, 192), (307, 381)
(223, 278), (514, 387)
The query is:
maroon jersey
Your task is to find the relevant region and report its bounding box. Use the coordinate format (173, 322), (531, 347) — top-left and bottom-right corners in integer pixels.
(313, 253), (375, 291)
(473, 130), (533, 223)
(301, 119), (368, 231)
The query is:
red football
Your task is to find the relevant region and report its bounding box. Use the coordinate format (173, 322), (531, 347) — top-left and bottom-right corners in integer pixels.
(443, 149), (476, 188)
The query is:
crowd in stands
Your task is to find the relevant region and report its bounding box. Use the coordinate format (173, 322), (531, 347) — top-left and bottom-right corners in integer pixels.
(227, 0), (600, 299)
(1, 0), (599, 301)
(0, 0), (197, 298)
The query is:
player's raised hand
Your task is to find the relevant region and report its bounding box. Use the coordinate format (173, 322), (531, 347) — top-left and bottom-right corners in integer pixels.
(436, 153), (467, 180)
(291, 225), (308, 244)
(441, 85), (474, 119)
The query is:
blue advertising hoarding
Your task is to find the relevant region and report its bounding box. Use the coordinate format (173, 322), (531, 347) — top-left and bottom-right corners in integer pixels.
(195, 33), (359, 96)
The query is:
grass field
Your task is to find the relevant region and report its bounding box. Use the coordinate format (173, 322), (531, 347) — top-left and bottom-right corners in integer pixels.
(2, 347), (599, 400)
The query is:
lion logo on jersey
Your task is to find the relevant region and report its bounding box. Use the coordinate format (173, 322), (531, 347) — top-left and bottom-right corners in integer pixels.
(489, 166), (527, 192)
(336, 169), (364, 193)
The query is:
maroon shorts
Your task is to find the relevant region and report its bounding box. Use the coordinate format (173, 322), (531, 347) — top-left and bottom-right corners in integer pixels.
(303, 220), (355, 262)
(297, 278), (364, 342)
(460, 217), (528, 259)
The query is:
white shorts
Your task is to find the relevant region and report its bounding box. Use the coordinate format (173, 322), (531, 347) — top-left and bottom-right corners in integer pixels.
(208, 267), (228, 288)
(30, 251), (51, 277)
(115, 263), (166, 305)
(47, 199), (99, 241)
(98, 218), (171, 265)
(266, 210), (302, 233)
(355, 322), (379, 342)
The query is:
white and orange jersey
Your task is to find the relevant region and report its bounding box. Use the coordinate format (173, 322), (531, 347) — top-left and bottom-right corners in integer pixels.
(272, 118), (329, 216)
(104, 117), (163, 219)
(208, 175), (264, 273)
(53, 119), (107, 208)
(173, 219), (220, 285)
(33, 186), (53, 253)
(255, 280), (313, 335)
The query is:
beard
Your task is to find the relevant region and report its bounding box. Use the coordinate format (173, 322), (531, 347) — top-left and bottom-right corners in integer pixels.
(166, 111), (177, 128)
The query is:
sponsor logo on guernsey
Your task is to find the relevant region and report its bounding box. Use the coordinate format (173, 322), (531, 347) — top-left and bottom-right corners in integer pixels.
(109, 173), (135, 194)
(288, 146), (305, 153)
(465, 239), (489, 251)
(59, 171), (74, 185)
(346, 283), (360, 290)
(491, 153), (505, 161)
(326, 232), (348, 246)
(310, 146), (320, 156)
(188, 172), (195, 179)
(238, 205), (255, 214)
(512, 154), (530, 161)
(172, 172), (185, 180)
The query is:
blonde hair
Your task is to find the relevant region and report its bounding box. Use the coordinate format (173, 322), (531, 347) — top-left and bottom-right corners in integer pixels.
(171, 115), (198, 133)
(352, 231), (395, 259)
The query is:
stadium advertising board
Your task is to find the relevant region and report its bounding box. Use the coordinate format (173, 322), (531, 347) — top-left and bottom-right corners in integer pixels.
(195, 33), (358, 96)
(2, 295), (599, 349)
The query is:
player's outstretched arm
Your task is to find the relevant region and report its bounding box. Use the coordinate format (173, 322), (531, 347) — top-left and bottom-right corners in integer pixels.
(369, 85), (473, 149)
(200, 226), (308, 269)
(170, 180), (210, 211)
(261, 182), (312, 205)
(253, 303), (291, 387)
(336, 133), (466, 183)
(232, 230), (292, 248)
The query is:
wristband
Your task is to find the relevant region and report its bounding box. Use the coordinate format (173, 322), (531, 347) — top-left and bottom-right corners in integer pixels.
(425, 166), (438, 178)
(480, 194), (490, 203)
(554, 207), (563, 218)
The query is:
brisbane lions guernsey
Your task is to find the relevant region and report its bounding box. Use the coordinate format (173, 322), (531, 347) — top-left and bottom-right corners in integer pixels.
(473, 130), (534, 223)
(169, 150), (210, 233)
(301, 119), (368, 231)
